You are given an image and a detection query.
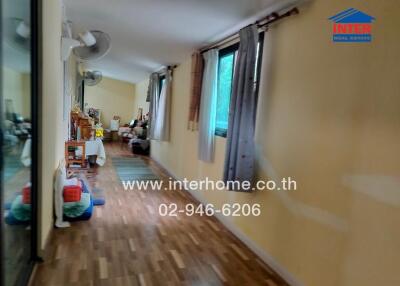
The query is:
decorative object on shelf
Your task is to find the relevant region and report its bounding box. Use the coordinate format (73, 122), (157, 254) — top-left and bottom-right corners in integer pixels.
(137, 108), (143, 120)
(95, 123), (104, 138)
(71, 104), (81, 113)
(87, 107), (101, 124)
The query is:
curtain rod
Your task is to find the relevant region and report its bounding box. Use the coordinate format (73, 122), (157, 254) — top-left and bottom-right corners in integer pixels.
(155, 65), (177, 73)
(200, 7), (299, 53)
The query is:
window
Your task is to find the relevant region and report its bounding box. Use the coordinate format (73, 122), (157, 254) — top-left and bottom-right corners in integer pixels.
(159, 75), (166, 95)
(215, 33), (264, 137)
(215, 44), (239, 137)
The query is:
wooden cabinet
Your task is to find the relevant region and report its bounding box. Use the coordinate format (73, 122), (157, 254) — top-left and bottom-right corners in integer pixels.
(65, 141), (86, 168)
(78, 118), (93, 140)
(71, 111), (94, 140)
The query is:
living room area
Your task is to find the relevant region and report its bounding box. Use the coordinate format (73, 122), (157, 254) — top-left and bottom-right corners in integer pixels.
(75, 69), (151, 158)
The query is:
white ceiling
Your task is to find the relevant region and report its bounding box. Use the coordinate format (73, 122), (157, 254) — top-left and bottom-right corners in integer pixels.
(65, 0), (300, 83)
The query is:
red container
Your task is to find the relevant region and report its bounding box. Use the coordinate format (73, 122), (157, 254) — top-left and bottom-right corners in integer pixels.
(63, 185), (82, 202)
(22, 184), (31, 204)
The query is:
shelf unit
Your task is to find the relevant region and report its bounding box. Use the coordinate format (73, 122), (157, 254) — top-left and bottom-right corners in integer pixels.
(65, 141), (86, 168)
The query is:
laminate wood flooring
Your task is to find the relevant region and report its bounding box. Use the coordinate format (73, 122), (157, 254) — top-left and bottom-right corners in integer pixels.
(32, 143), (288, 286)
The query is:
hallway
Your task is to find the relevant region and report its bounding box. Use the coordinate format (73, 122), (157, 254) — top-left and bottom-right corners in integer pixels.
(32, 143), (286, 286)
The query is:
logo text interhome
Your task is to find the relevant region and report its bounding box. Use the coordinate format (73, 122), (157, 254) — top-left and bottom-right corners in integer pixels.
(121, 177), (297, 192)
(329, 8), (375, 43)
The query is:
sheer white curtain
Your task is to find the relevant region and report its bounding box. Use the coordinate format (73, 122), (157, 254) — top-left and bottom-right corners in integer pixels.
(154, 69), (172, 141)
(148, 73), (160, 139)
(198, 49), (218, 162)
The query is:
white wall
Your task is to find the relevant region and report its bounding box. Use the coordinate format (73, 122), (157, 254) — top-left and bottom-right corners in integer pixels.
(39, 0), (64, 252)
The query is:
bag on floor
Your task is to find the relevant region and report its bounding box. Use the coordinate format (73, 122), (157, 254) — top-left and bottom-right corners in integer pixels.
(63, 185), (82, 202)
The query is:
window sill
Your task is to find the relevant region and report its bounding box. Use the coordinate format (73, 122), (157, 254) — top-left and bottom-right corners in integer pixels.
(215, 129), (227, 138)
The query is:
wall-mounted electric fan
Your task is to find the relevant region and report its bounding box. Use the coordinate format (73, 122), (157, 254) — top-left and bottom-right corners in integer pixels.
(4, 18), (30, 52)
(83, 70), (103, 86)
(62, 30), (111, 62)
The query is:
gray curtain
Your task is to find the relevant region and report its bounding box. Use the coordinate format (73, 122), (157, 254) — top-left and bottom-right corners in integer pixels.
(148, 72), (160, 139)
(223, 25), (259, 183)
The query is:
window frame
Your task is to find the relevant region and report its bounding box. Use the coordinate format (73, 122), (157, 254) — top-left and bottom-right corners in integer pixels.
(254, 32), (265, 101)
(214, 32), (264, 138)
(159, 75), (166, 96)
(215, 43), (239, 137)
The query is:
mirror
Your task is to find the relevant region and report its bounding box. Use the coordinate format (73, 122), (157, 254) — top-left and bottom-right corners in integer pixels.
(1, 0), (34, 285)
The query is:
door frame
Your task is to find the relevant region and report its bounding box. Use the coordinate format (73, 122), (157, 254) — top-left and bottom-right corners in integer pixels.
(0, 0), (41, 284)
(30, 0), (41, 264)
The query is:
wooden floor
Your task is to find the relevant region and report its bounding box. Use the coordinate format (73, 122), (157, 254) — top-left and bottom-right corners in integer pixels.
(32, 143), (288, 286)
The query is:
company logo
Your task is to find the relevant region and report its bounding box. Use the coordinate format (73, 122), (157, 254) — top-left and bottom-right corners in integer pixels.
(329, 8), (375, 43)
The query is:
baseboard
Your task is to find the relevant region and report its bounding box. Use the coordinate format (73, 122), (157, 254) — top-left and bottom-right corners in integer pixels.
(149, 155), (304, 286)
(186, 188), (304, 286)
(37, 222), (54, 260)
(27, 263), (38, 286)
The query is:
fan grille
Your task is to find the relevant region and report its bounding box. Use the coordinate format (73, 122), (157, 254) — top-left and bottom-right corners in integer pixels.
(73, 31), (111, 61)
(84, 71), (103, 86)
(4, 18), (30, 52)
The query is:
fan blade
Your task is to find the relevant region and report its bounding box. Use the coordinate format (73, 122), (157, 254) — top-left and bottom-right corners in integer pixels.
(73, 31), (111, 62)
(84, 70), (103, 86)
(4, 18), (31, 52)
(79, 31), (96, 47)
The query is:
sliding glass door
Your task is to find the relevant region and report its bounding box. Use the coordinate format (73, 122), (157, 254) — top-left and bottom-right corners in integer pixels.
(1, 0), (38, 285)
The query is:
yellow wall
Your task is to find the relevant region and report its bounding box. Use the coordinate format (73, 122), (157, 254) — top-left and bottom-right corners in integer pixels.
(143, 1), (400, 285)
(39, 0), (65, 252)
(134, 79), (150, 118)
(2, 67), (30, 118)
(85, 77), (135, 128)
